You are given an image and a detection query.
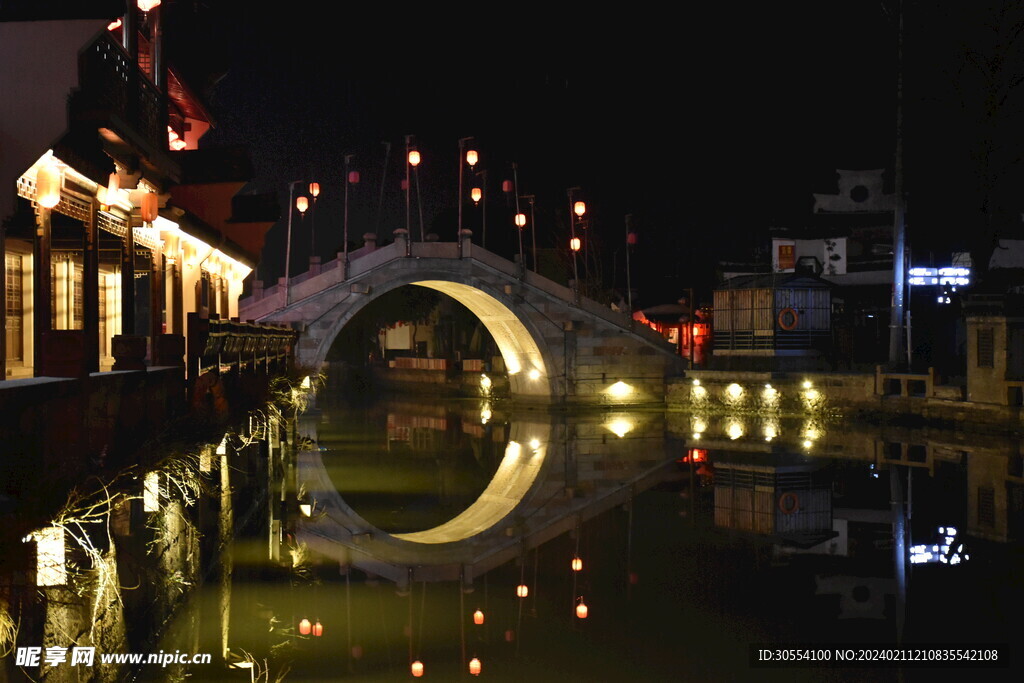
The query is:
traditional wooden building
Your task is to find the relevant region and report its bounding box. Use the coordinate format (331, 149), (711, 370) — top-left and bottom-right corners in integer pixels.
(1, 2), (277, 380)
(712, 273), (832, 365)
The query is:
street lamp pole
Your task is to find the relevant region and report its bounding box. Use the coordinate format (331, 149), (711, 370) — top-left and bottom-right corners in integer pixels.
(513, 163), (525, 278)
(522, 194), (537, 272)
(404, 135), (413, 256)
(458, 137), (476, 239)
(344, 154), (355, 273)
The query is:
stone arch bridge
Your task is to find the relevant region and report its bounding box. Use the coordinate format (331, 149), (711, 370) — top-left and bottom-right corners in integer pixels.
(240, 232), (684, 403)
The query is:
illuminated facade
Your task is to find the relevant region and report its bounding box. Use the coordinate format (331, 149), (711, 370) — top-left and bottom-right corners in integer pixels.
(0, 3), (277, 380)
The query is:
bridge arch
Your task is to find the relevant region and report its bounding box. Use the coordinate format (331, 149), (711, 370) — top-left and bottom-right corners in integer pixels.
(311, 270), (555, 399)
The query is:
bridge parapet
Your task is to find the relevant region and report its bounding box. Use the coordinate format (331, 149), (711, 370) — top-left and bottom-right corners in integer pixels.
(240, 240), (684, 403)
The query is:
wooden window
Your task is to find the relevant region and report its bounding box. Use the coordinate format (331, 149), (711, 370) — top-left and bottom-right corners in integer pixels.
(5, 253), (23, 362)
(977, 328), (994, 368)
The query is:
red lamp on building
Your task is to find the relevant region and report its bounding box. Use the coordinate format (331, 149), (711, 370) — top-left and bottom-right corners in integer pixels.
(410, 660), (424, 677)
(298, 618), (312, 635)
(296, 196), (309, 214)
(571, 556), (583, 572)
(469, 657), (482, 676)
(516, 583), (529, 598)
(312, 620), (323, 637)
(473, 609), (484, 625)
(576, 599), (589, 619)
(466, 149), (479, 167)
(471, 187), (482, 204)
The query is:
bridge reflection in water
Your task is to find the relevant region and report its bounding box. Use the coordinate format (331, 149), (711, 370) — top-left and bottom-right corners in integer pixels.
(144, 390), (1023, 682)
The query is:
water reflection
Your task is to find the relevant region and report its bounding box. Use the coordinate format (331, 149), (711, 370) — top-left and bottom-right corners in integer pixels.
(15, 391), (1020, 681)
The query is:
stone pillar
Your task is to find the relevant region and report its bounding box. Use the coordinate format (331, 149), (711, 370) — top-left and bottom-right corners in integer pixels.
(309, 255), (321, 276)
(84, 199), (100, 373)
(459, 229), (473, 259)
(363, 232), (377, 251)
(32, 207), (51, 376)
(394, 228), (409, 257)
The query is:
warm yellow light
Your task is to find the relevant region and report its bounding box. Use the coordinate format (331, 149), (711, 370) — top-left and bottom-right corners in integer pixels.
(296, 196), (309, 214)
(36, 163), (62, 208)
(574, 200), (586, 217)
(108, 18), (122, 30)
(411, 660), (424, 677)
(480, 406), (491, 424)
(299, 618), (312, 635)
(515, 213), (527, 228)
(692, 418), (707, 433)
(471, 187), (482, 204)
(692, 432), (701, 440)
(606, 418), (633, 438)
(528, 368), (540, 380)
(692, 379), (701, 386)
(480, 374), (492, 390)
(169, 138), (187, 150)
(570, 236), (581, 252)
(726, 383), (743, 399)
(408, 150), (421, 166)
(469, 657), (482, 676)
(301, 375), (312, 389)
(803, 439), (813, 449)
(516, 584), (529, 598)
(804, 388), (820, 401)
(144, 471), (160, 512)
(309, 182), (320, 197)
(802, 380), (813, 389)
(576, 601), (589, 619)
(529, 438), (541, 450)
(607, 381), (632, 398)
(763, 421), (778, 441)
(473, 609), (484, 625)
(299, 503), (312, 517)
(727, 421), (744, 440)
(466, 149), (479, 166)
(28, 527), (66, 586)
(571, 556), (583, 572)
(137, 0), (161, 11)
(692, 385), (707, 399)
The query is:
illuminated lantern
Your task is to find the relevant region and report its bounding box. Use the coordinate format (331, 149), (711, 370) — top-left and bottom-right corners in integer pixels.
(348, 170), (360, 184)
(137, 0), (161, 11)
(570, 237), (581, 252)
(141, 191), (159, 223)
(627, 231), (638, 245)
(296, 196), (309, 214)
(469, 658), (482, 676)
(170, 138), (187, 150)
(408, 150), (421, 167)
(502, 179), (513, 193)
(571, 556), (583, 572)
(504, 629), (515, 642)
(107, 172), (119, 196)
(466, 149), (479, 166)
(309, 182), (320, 198)
(96, 186), (108, 207)
(36, 163), (61, 209)
(411, 660), (424, 677)
(473, 609), (484, 625)
(312, 620), (323, 637)
(108, 18), (122, 30)
(514, 213), (527, 228)
(516, 583), (528, 598)
(574, 201), (586, 217)
(299, 618), (312, 635)
(470, 187), (482, 204)
(576, 601), (589, 619)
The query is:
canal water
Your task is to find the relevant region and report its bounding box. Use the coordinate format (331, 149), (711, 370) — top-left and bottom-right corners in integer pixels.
(142, 384), (1023, 683)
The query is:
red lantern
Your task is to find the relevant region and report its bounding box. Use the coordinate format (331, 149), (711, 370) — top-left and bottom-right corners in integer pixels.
(514, 213), (527, 228)
(502, 179), (513, 193)
(137, 0), (161, 11)
(516, 584), (528, 598)
(574, 201), (586, 217)
(570, 237), (581, 252)
(504, 629), (515, 642)
(401, 178), (409, 190)
(309, 182), (320, 198)
(408, 150), (421, 167)
(466, 149), (479, 166)
(296, 196), (309, 214)
(299, 618), (311, 635)
(348, 170), (360, 184)
(627, 232), (638, 245)
(411, 660), (424, 677)
(629, 572), (639, 585)
(312, 620), (323, 637)
(469, 657), (482, 676)
(571, 556), (583, 572)
(473, 609), (484, 625)
(471, 187), (482, 204)
(141, 191), (159, 223)
(576, 601), (589, 619)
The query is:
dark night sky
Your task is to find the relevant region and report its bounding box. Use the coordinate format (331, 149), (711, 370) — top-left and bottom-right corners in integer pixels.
(165, 2), (1024, 305)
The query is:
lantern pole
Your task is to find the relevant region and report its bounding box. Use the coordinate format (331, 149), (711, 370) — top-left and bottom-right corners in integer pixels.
(344, 154), (354, 274)
(404, 134), (412, 256)
(283, 179), (301, 307)
(625, 214), (634, 315)
(309, 182), (318, 261)
(513, 163), (524, 278)
(481, 169), (488, 250)
(568, 187), (581, 304)
(458, 137), (474, 239)
(523, 194), (537, 272)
